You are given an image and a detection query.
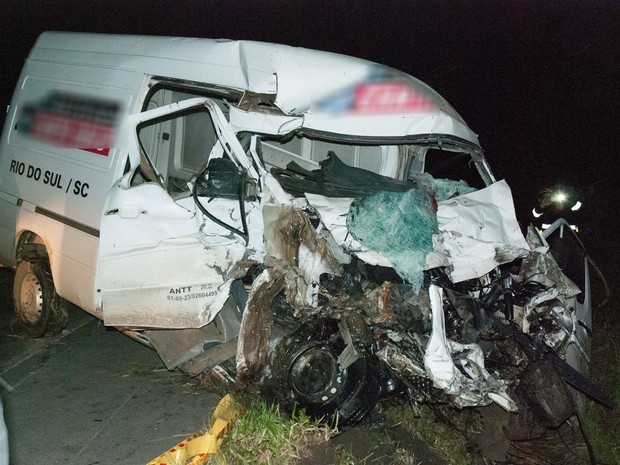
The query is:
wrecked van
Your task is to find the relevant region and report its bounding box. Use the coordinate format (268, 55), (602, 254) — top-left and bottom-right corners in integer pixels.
(0, 32), (610, 459)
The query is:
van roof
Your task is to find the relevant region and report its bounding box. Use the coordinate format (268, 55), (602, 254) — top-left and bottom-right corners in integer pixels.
(31, 32), (480, 145)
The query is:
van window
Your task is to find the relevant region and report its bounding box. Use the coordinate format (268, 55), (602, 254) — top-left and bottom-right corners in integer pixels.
(137, 107), (218, 195)
(261, 135), (487, 189)
(421, 148), (487, 190)
(261, 135), (398, 177)
(144, 87), (230, 116)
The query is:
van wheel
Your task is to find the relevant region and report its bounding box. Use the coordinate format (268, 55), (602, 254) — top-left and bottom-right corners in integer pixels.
(261, 318), (380, 426)
(13, 259), (68, 337)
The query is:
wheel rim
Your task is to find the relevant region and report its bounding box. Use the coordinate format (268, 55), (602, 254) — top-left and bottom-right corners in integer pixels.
(289, 344), (346, 404)
(19, 270), (44, 324)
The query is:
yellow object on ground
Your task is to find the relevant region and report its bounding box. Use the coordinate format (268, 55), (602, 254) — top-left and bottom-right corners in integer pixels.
(146, 394), (242, 465)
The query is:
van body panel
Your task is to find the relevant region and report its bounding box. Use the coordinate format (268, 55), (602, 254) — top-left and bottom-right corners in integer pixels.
(29, 32), (478, 144)
(0, 193), (19, 265)
(0, 49), (141, 308)
(12, 204), (99, 311)
(98, 181), (262, 328)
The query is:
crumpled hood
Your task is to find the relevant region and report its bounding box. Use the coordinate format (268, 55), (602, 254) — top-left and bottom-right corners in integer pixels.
(306, 180), (530, 286)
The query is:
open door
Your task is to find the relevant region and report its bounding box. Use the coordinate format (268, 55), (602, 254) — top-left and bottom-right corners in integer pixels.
(98, 98), (260, 329)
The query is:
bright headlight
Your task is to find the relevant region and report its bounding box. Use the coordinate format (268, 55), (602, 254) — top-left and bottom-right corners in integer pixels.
(552, 191), (567, 203)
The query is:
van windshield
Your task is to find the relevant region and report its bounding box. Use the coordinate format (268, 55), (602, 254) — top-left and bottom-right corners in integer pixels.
(260, 135), (490, 193)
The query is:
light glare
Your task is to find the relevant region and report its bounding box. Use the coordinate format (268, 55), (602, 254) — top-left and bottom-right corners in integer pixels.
(552, 191), (567, 203)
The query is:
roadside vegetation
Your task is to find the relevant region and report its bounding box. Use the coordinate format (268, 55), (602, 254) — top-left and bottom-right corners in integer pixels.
(205, 392), (476, 465)
(382, 403), (476, 465)
(211, 396), (337, 465)
(582, 298), (620, 465)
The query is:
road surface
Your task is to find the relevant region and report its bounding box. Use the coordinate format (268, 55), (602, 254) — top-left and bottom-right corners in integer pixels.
(0, 267), (220, 465)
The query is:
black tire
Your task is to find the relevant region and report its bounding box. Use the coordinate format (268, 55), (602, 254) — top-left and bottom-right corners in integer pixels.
(13, 259), (68, 337)
(261, 318), (381, 426)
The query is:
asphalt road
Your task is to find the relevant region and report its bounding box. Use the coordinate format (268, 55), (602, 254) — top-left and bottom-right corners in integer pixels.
(0, 267), (220, 465)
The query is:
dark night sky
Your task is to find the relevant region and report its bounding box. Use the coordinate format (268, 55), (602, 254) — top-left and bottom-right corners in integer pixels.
(1, 0), (619, 278)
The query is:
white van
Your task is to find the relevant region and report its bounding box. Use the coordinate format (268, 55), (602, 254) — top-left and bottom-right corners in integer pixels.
(0, 32), (605, 439)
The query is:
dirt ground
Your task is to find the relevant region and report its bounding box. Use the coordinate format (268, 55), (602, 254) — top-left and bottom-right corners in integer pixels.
(295, 421), (449, 465)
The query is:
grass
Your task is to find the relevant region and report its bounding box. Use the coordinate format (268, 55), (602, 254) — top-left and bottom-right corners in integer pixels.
(212, 396), (336, 465)
(581, 299), (620, 465)
(384, 403), (476, 465)
(332, 447), (358, 465)
(209, 390), (477, 465)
